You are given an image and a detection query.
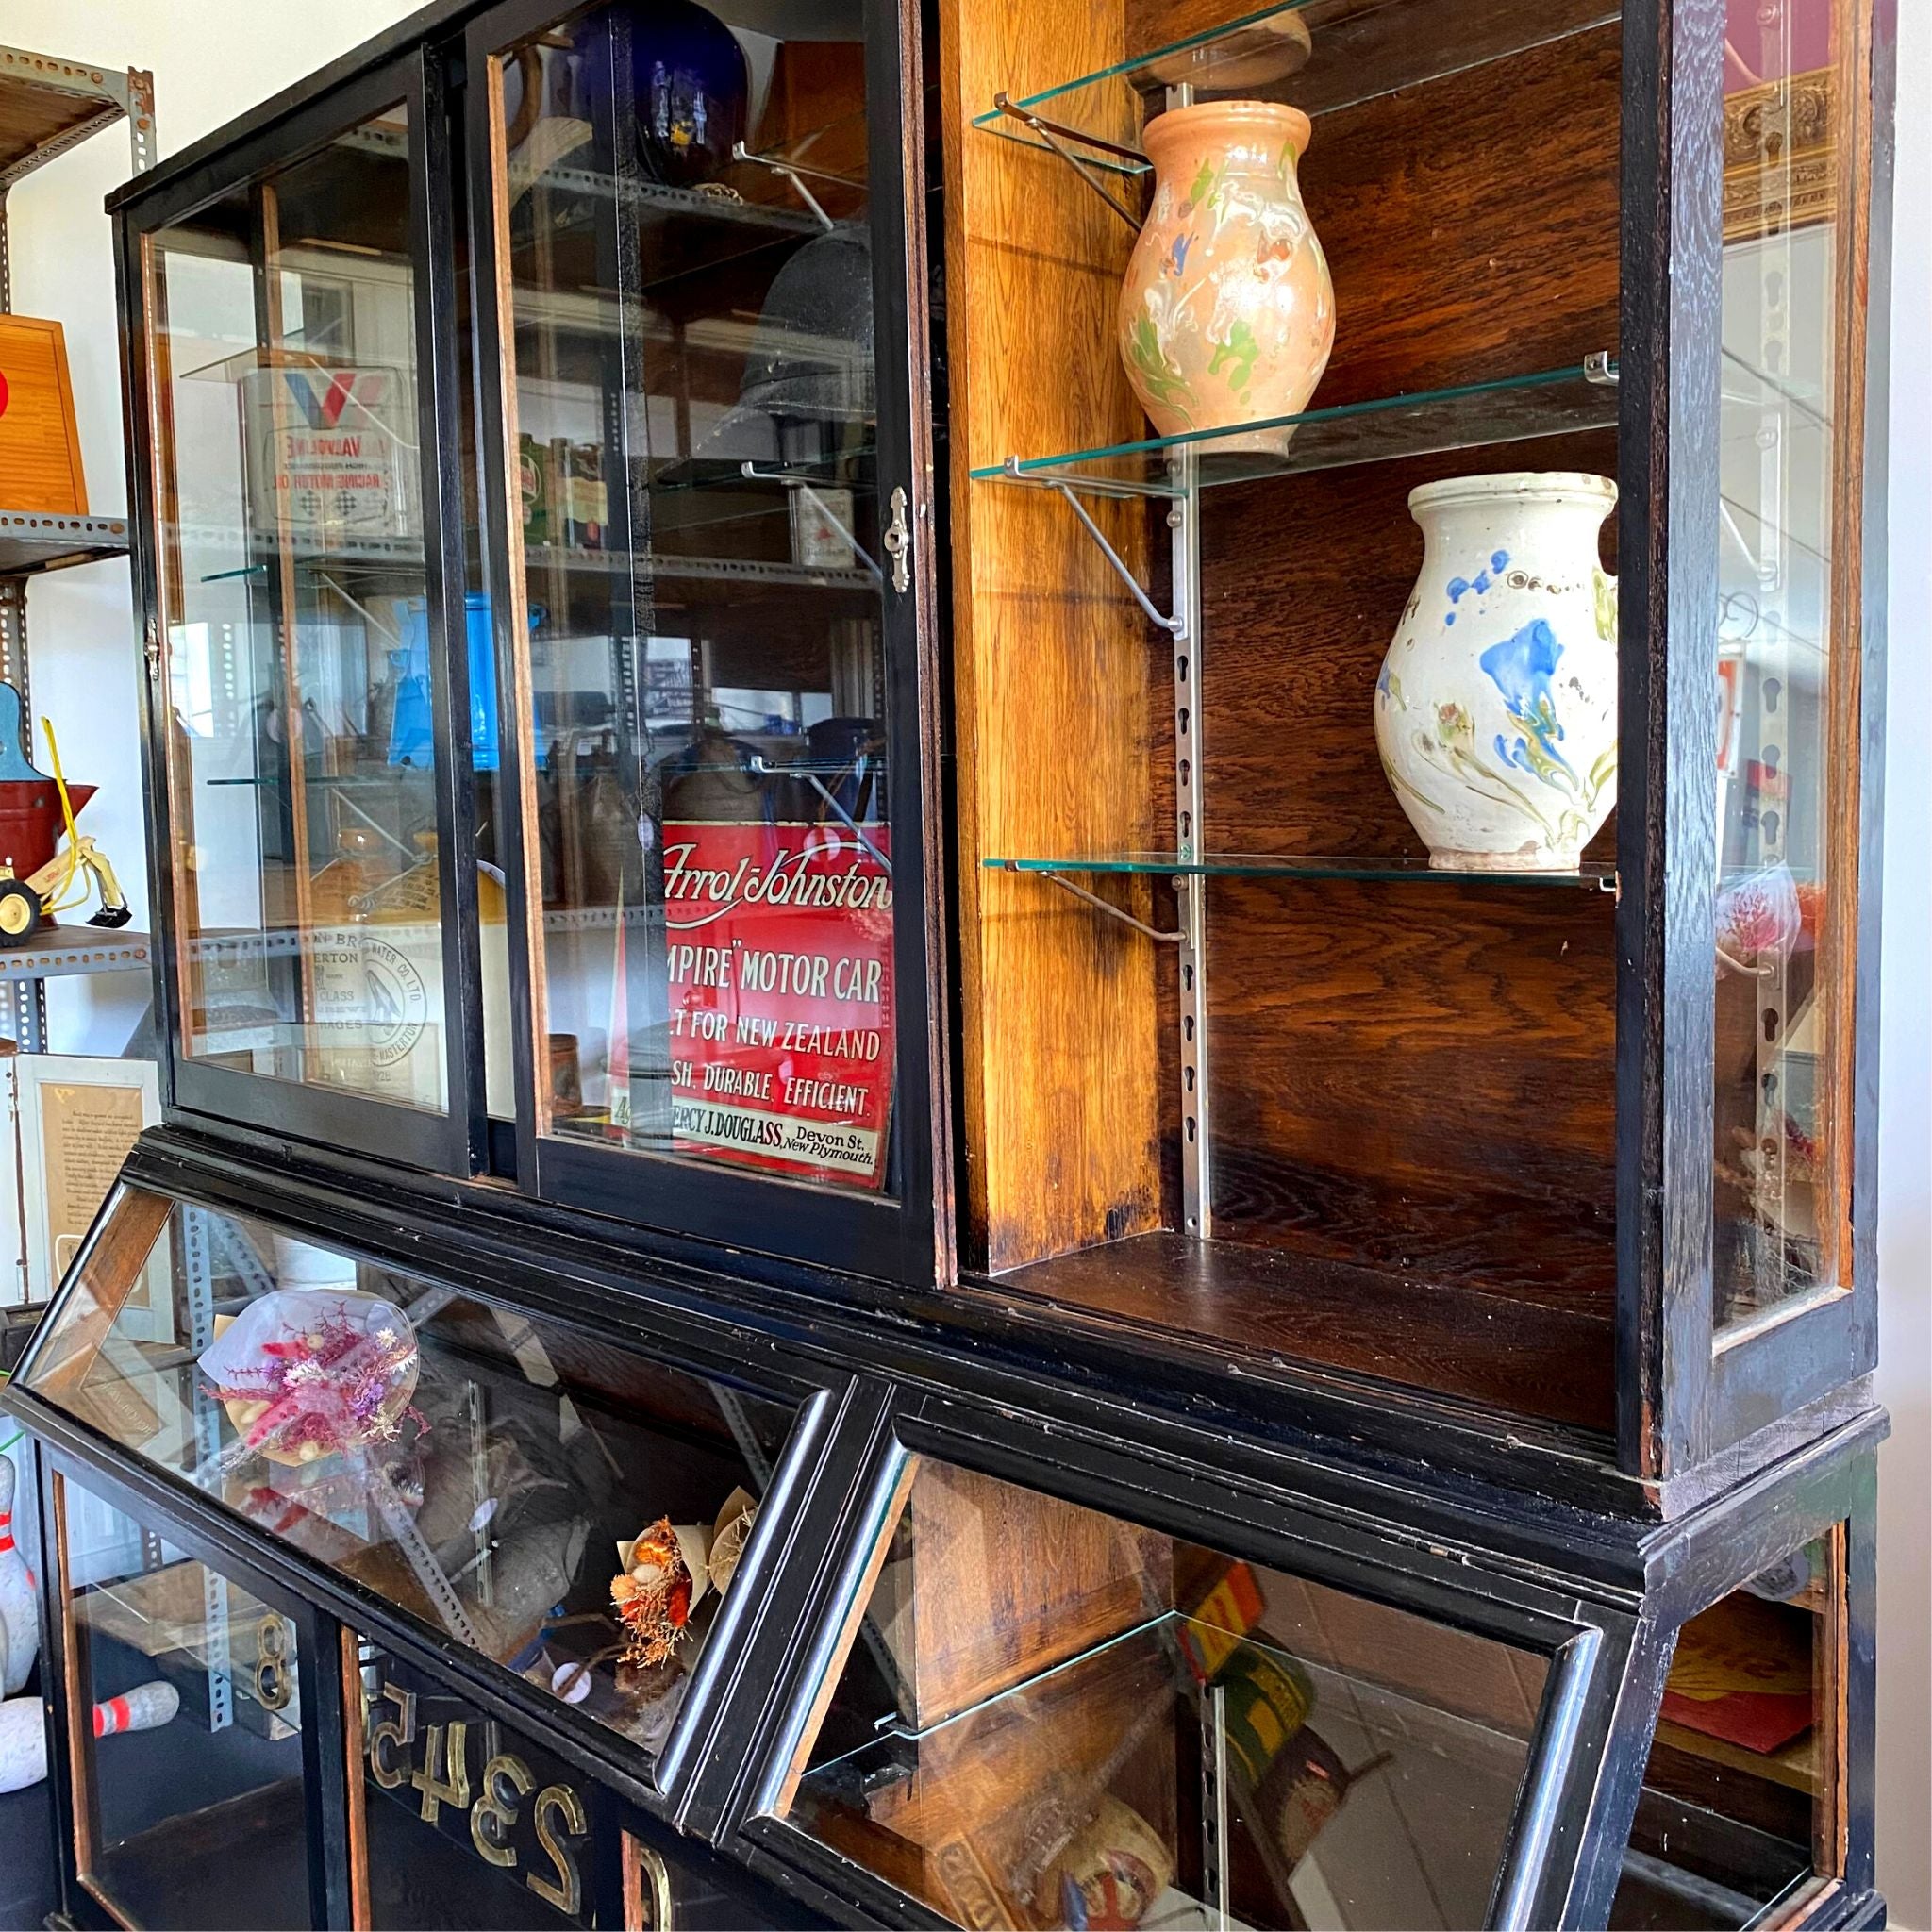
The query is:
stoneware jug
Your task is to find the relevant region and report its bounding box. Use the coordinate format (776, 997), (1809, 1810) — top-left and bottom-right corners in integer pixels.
(1117, 100), (1335, 456)
(1374, 472), (1618, 871)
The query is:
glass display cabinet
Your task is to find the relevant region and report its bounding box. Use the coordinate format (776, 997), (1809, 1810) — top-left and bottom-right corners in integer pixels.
(0, 0), (1895, 1924)
(4, 1168), (1884, 1930)
(123, 0), (950, 1282)
(106, 0), (1897, 1522)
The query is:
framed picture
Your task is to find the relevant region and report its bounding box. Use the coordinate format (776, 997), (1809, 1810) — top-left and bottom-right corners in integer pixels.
(17, 1057), (161, 1317)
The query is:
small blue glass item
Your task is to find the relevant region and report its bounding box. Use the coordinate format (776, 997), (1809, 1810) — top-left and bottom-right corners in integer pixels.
(388, 594), (508, 773)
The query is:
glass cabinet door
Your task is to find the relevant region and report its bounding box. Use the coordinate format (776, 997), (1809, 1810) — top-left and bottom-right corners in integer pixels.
(1697, 0), (1881, 1450)
(1711, 0), (1863, 1330)
(761, 1454), (1559, 1930)
(468, 0), (943, 1277)
(52, 1470), (323, 1929)
(137, 64), (472, 1168)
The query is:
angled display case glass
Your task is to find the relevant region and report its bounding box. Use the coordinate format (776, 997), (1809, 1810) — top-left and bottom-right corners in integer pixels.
(728, 1415), (1875, 1932)
(770, 1460), (1553, 1928)
(20, 1182), (810, 1786)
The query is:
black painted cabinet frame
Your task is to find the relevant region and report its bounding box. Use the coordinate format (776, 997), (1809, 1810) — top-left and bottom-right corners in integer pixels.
(0, 1161), (1889, 1928)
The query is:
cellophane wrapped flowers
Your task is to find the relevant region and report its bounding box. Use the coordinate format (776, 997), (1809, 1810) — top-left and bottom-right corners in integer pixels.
(199, 1289), (422, 1466)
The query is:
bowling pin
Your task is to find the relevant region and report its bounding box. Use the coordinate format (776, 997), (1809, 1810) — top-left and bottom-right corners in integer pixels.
(0, 1455), (38, 1694)
(0, 1679), (178, 1793)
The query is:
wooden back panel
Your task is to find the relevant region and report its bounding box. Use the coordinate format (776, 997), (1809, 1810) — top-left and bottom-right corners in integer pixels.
(1189, 36), (1624, 1331)
(940, 0), (1625, 1415)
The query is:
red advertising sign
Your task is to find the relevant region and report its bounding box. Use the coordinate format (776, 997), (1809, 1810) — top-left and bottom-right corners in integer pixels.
(661, 821), (893, 1189)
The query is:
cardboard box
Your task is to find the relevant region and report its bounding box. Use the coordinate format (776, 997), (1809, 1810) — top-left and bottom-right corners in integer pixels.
(0, 315), (87, 513)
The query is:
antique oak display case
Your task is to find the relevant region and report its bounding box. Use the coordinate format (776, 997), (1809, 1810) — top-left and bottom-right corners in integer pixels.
(0, 0), (1897, 1924)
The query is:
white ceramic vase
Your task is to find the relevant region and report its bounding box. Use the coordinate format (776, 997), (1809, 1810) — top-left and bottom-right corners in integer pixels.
(1374, 472), (1618, 871)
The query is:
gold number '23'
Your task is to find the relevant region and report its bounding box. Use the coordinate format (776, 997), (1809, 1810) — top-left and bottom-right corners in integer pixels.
(366, 1683), (585, 1917)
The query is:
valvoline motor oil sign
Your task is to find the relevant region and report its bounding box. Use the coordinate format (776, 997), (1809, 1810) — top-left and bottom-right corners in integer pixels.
(661, 822), (893, 1190)
(242, 364), (414, 544)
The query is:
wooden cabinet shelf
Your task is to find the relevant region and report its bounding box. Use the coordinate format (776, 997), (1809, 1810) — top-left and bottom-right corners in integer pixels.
(991, 1230), (1617, 1434)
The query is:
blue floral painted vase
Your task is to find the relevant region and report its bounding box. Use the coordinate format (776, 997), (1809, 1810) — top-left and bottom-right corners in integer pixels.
(1374, 473), (1618, 871)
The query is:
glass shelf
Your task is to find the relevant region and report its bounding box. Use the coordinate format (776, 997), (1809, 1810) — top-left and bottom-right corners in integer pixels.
(987, 853), (1618, 891)
(808, 1608), (1530, 1775)
(971, 360), (1619, 494)
(973, 0), (1621, 175)
(524, 542), (876, 591)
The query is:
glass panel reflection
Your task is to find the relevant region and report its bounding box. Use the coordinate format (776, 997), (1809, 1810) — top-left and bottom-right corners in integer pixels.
(27, 1189), (798, 1760)
(1712, 0), (1865, 1326)
(148, 104), (457, 1113)
(58, 1475), (313, 1929)
(777, 1457), (1547, 1929)
(1609, 1537), (1835, 1928)
(489, 0), (896, 1193)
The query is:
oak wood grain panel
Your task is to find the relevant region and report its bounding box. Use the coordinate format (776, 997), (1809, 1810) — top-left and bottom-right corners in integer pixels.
(998, 1229), (1615, 1430)
(28, 1186), (174, 1405)
(1207, 874), (1617, 1314)
(941, 0), (1169, 1270)
(894, 1457), (1174, 1724)
(1299, 24), (1622, 408)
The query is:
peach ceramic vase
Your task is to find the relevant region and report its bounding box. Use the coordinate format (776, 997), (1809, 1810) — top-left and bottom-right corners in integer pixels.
(1117, 99), (1335, 457)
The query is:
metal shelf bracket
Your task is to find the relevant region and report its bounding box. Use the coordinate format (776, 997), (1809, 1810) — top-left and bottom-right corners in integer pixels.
(1041, 478), (1184, 636)
(728, 141), (838, 230)
(998, 863), (1182, 944)
(989, 92), (1143, 233)
(739, 461), (885, 583)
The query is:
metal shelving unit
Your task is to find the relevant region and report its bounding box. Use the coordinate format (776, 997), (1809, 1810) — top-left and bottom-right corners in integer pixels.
(0, 44), (154, 1050)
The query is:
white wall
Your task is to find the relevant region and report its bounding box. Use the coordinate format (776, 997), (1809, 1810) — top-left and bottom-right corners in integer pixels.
(1873, 5), (1931, 1926)
(0, 0), (1924, 1919)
